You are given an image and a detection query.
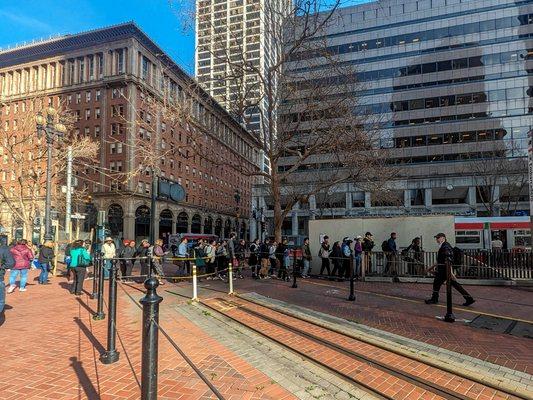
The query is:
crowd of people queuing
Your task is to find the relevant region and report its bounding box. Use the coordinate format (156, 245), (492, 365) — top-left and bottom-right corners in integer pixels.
(0, 228), (475, 324)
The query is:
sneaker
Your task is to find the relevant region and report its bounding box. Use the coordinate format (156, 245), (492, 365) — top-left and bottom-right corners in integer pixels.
(7, 285), (16, 294)
(424, 298), (438, 304)
(18, 288), (27, 292)
(463, 297), (475, 306)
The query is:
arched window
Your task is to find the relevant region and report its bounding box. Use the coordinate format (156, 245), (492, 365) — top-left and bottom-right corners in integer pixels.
(191, 214), (202, 233)
(108, 204), (124, 237)
(176, 212), (189, 233)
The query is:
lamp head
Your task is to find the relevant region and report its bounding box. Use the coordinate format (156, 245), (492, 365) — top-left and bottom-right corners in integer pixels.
(55, 123), (67, 134)
(46, 106), (57, 116)
(35, 112), (45, 126)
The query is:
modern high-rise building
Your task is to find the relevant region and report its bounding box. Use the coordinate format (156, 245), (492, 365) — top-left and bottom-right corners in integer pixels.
(0, 22), (260, 241)
(253, 0), (532, 240)
(195, 0), (288, 143)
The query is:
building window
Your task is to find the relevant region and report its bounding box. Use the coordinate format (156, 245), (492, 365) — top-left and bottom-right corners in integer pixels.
(86, 91), (91, 102)
(117, 49), (125, 74)
(111, 105), (124, 117)
(94, 125), (100, 137)
(85, 109), (91, 120)
(97, 53), (104, 78)
(76, 93), (81, 104)
(95, 108), (101, 119)
(96, 89), (101, 101)
(88, 55), (95, 80)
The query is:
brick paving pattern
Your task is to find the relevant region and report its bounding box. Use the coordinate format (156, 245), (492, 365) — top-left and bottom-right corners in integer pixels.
(199, 275), (533, 374)
(0, 269), (295, 400)
(204, 296), (520, 400)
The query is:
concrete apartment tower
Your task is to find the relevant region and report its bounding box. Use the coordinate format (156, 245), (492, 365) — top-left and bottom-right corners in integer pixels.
(195, 0), (290, 173)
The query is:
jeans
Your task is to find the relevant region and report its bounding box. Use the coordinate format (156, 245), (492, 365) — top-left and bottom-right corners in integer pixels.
(103, 259), (112, 278)
(0, 281), (5, 313)
(302, 259), (310, 276)
(38, 263), (49, 284)
(354, 255), (362, 276)
(9, 269), (28, 289)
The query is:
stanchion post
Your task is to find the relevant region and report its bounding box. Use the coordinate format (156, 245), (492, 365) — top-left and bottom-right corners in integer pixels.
(291, 250), (298, 288)
(93, 256), (106, 320)
(228, 262), (234, 295)
(140, 277), (163, 400)
(91, 253), (99, 299)
(443, 262), (455, 322)
(148, 256), (153, 279)
(192, 264), (198, 301)
(348, 256), (355, 301)
(100, 260), (120, 364)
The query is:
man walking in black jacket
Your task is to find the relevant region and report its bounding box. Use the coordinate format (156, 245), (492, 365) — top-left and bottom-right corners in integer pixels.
(425, 233), (475, 306)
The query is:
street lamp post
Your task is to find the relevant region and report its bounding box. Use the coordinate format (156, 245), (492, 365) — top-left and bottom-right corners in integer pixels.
(35, 107), (66, 241)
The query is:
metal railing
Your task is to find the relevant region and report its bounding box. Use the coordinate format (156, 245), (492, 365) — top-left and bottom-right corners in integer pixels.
(361, 250), (532, 280)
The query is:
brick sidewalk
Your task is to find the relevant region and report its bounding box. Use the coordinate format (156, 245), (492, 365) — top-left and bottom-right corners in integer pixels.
(0, 269), (295, 400)
(201, 276), (533, 374)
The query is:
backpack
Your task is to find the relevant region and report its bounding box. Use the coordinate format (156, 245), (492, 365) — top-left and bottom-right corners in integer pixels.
(452, 247), (464, 268)
(381, 240), (389, 252)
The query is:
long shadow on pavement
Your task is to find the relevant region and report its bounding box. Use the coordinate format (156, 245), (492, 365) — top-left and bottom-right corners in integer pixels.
(73, 316), (105, 354)
(69, 356), (100, 400)
(75, 296), (96, 315)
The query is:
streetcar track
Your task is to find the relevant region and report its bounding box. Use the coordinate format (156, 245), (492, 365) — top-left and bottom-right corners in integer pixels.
(218, 297), (472, 400)
(166, 287), (519, 400)
(121, 278), (529, 399)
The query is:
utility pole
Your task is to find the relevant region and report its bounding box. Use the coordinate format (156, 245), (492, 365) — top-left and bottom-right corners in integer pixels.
(65, 146), (73, 241)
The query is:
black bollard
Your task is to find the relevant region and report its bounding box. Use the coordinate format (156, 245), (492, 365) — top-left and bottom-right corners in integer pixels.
(148, 256), (153, 279)
(443, 262), (455, 322)
(91, 254), (99, 300)
(93, 256), (106, 320)
(348, 257), (355, 301)
(140, 277), (163, 400)
(100, 260), (120, 364)
(291, 251), (298, 288)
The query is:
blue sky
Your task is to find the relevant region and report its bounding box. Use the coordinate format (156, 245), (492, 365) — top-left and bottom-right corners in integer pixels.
(0, 0), (373, 75)
(0, 0), (196, 72)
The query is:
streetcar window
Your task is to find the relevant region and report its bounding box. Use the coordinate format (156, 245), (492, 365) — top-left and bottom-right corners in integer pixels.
(513, 230), (531, 247)
(455, 230), (481, 244)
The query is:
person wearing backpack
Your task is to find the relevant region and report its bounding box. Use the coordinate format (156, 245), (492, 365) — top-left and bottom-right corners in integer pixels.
(425, 233), (474, 306)
(69, 240), (92, 295)
(383, 233), (398, 276)
(319, 236), (331, 276)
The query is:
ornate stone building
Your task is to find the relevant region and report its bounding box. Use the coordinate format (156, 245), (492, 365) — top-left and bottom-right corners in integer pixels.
(0, 22), (260, 240)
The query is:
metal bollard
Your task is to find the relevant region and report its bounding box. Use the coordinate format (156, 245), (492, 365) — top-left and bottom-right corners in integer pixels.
(140, 277), (163, 400)
(93, 256), (106, 320)
(148, 257), (153, 279)
(443, 262), (455, 323)
(348, 257), (355, 301)
(291, 252), (298, 288)
(100, 260), (120, 364)
(91, 254), (99, 299)
(228, 262), (234, 295)
(192, 264), (198, 301)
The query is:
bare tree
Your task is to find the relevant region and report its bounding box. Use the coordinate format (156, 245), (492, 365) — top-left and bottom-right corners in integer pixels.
(468, 155), (529, 216)
(0, 98), (99, 239)
(172, 0), (388, 240)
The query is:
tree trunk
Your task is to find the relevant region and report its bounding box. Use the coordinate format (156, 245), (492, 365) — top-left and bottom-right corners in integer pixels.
(271, 169), (283, 242)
